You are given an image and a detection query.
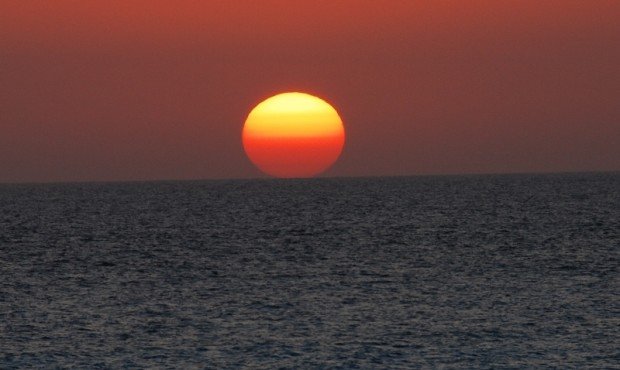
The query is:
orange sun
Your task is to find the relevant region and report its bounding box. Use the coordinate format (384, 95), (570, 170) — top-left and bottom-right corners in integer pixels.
(242, 92), (345, 178)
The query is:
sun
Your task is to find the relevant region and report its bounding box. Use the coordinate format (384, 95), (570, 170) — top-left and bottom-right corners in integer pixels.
(242, 92), (345, 178)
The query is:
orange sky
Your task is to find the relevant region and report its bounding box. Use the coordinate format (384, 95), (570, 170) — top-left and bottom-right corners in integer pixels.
(1, 1), (619, 182)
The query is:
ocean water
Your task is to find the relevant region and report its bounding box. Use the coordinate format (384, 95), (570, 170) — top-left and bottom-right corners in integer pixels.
(1, 173), (618, 368)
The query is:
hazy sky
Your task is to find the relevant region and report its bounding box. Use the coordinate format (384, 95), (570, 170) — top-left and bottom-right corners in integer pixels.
(1, 1), (619, 182)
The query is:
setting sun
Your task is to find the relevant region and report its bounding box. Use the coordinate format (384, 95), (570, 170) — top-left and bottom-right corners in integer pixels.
(242, 92), (345, 178)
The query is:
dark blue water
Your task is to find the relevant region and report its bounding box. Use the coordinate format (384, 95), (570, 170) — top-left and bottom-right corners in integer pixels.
(1, 173), (618, 368)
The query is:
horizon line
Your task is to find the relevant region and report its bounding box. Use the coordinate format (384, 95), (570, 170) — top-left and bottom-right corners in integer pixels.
(1, 169), (618, 186)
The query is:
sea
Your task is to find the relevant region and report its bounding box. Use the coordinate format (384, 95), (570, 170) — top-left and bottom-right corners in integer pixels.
(1, 172), (618, 368)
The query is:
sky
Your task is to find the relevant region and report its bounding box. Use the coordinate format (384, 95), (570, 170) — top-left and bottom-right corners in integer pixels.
(1, 0), (619, 182)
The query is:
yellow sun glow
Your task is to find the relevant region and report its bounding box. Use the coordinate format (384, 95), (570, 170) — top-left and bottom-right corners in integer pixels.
(243, 92), (344, 138)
